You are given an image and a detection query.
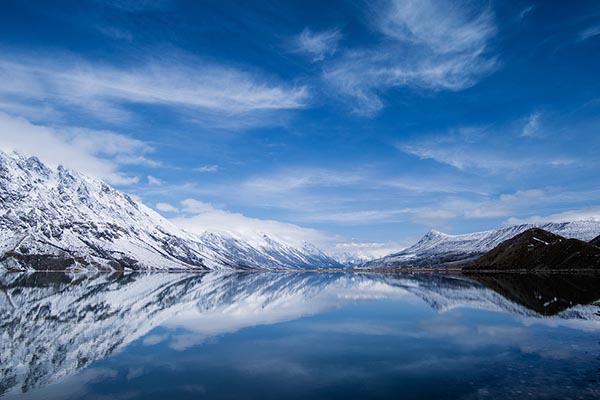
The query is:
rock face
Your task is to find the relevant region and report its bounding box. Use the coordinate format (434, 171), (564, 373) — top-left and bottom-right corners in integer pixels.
(0, 151), (343, 271)
(363, 222), (600, 269)
(464, 228), (600, 271)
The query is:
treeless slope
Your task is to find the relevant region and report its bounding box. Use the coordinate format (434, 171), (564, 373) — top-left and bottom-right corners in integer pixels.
(463, 228), (600, 271)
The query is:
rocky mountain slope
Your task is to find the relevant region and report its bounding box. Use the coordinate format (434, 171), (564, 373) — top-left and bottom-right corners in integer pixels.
(362, 221), (600, 269)
(0, 151), (342, 271)
(463, 228), (600, 271)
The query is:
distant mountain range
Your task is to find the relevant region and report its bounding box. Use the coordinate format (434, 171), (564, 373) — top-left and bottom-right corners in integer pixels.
(0, 151), (342, 271)
(363, 221), (600, 269)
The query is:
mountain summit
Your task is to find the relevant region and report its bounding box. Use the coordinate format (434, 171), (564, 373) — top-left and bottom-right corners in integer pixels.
(0, 151), (342, 271)
(363, 222), (600, 269)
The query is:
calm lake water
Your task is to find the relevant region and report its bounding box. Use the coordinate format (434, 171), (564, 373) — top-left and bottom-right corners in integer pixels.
(1, 272), (600, 399)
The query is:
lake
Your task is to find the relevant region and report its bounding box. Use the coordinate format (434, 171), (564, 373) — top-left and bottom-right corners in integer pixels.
(1, 272), (599, 399)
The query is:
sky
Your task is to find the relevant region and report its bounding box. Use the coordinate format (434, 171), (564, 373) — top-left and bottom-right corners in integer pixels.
(0, 0), (599, 257)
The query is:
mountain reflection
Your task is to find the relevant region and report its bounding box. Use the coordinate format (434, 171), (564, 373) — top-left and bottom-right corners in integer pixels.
(1, 271), (599, 396)
(465, 273), (600, 316)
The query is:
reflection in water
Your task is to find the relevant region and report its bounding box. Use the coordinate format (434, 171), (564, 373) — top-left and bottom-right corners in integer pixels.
(466, 273), (600, 315)
(1, 271), (599, 399)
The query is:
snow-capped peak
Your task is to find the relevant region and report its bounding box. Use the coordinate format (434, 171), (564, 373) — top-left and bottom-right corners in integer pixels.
(363, 221), (600, 269)
(0, 150), (343, 271)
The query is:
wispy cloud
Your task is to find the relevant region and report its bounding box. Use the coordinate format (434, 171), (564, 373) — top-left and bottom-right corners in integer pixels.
(517, 5), (536, 22)
(155, 202), (179, 213)
(464, 189), (545, 219)
(147, 175), (164, 186)
(0, 112), (153, 185)
(375, 0), (495, 55)
(162, 198), (401, 259)
(323, 0), (498, 115)
(292, 28), (342, 62)
(506, 206), (600, 225)
(242, 168), (363, 193)
(194, 165), (219, 173)
(397, 124), (577, 173)
(299, 209), (411, 224)
(521, 111), (542, 137)
(0, 51), (309, 126)
(579, 24), (600, 42)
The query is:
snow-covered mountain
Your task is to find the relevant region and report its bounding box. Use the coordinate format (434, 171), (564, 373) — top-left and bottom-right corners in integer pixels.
(0, 151), (343, 271)
(362, 221), (600, 269)
(1, 271), (598, 395)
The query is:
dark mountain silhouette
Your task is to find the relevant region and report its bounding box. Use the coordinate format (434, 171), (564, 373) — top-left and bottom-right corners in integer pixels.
(590, 234), (600, 247)
(464, 228), (600, 271)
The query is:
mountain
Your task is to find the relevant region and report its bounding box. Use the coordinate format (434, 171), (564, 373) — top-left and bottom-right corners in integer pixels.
(590, 235), (600, 247)
(362, 222), (600, 269)
(0, 151), (343, 271)
(463, 228), (600, 271)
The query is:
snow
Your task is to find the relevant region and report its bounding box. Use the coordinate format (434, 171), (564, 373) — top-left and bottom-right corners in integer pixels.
(0, 150), (343, 271)
(364, 221), (600, 268)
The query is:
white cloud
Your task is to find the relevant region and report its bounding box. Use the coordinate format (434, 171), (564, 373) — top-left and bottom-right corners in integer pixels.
(147, 175), (163, 186)
(521, 111), (542, 137)
(293, 28), (342, 62)
(0, 112), (152, 185)
(399, 139), (507, 171)
(299, 209), (410, 225)
(301, 207), (459, 226)
(164, 198), (403, 259)
(0, 51), (309, 126)
(155, 202), (179, 213)
(505, 206), (600, 225)
(194, 165), (219, 173)
(517, 5), (535, 21)
(464, 189), (545, 219)
(376, 0), (495, 54)
(397, 126), (576, 173)
(180, 198), (218, 214)
(328, 241), (407, 260)
(323, 0), (498, 115)
(579, 24), (600, 42)
(242, 168), (363, 193)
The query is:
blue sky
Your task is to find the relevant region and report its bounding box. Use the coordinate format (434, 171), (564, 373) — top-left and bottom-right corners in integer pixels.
(0, 0), (599, 255)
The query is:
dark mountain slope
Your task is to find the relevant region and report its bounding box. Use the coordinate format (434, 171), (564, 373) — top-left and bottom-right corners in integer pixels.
(464, 228), (600, 271)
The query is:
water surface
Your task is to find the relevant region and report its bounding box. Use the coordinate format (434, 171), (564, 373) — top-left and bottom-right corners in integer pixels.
(1, 272), (599, 399)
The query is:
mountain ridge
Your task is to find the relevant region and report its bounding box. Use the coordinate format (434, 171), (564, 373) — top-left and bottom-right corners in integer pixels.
(363, 221), (600, 269)
(463, 228), (600, 271)
(0, 150), (343, 271)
